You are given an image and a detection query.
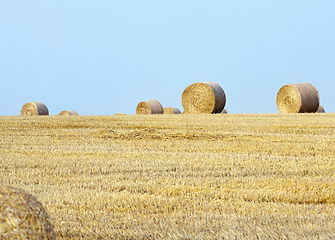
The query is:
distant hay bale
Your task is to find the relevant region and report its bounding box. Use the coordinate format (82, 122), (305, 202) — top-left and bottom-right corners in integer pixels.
(21, 102), (49, 116)
(59, 110), (79, 116)
(181, 82), (226, 114)
(0, 185), (55, 239)
(136, 99), (163, 115)
(114, 113), (127, 116)
(316, 105), (325, 113)
(276, 83), (320, 113)
(163, 107), (181, 114)
(221, 108), (228, 114)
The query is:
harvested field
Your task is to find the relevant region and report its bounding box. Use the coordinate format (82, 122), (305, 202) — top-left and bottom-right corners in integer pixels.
(1, 113), (335, 239)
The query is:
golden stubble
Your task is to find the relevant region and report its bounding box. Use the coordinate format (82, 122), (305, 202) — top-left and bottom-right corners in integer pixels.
(1, 113), (335, 239)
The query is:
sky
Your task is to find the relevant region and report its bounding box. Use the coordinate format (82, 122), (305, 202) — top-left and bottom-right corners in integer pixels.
(1, 1), (334, 115)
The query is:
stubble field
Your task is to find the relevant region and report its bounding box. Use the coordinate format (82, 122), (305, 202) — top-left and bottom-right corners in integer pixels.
(1, 113), (335, 239)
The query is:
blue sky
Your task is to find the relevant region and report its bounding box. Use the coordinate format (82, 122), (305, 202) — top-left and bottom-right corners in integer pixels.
(1, 1), (334, 115)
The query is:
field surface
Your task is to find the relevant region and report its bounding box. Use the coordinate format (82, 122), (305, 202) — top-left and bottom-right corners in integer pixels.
(1, 113), (335, 239)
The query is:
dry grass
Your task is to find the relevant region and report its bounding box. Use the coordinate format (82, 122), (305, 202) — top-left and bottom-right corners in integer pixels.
(1, 114), (335, 239)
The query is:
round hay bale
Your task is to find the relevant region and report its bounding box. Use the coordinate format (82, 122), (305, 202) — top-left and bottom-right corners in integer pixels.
(221, 108), (228, 114)
(181, 82), (226, 114)
(276, 83), (319, 113)
(20, 102), (49, 116)
(316, 105), (325, 113)
(0, 185), (55, 239)
(163, 107), (181, 114)
(59, 110), (79, 116)
(114, 113), (127, 116)
(136, 100), (163, 115)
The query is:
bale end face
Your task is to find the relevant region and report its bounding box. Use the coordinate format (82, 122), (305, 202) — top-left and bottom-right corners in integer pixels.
(276, 85), (302, 113)
(0, 185), (55, 239)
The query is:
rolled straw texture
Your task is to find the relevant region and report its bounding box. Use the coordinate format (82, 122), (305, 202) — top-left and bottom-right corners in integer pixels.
(0, 185), (55, 239)
(59, 110), (79, 116)
(163, 107), (181, 114)
(316, 105), (325, 113)
(21, 102), (49, 116)
(276, 83), (319, 113)
(136, 99), (163, 115)
(181, 82), (226, 114)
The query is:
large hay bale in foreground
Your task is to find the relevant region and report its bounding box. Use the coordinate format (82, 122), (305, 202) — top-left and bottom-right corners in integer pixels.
(59, 110), (79, 116)
(136, 99), (163, 115)
(163, 107), (181, 114)
(0, 185), (55, 239)
(181, 82), (226, 114)
(21, 102), (49, 116)
(316, 105), (325, 113)
(276, 83), (319, 113)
